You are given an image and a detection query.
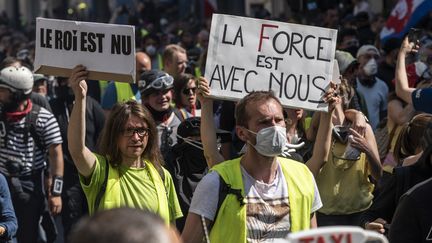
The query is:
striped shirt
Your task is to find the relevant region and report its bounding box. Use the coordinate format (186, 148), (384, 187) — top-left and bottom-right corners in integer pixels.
(0, 107), (62, 176)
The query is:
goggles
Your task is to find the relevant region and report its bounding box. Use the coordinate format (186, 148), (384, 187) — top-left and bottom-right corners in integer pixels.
(139, 74), (174, 94)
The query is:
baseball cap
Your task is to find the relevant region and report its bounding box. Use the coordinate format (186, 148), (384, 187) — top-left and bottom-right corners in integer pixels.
(177, 117), (230, 142)
(33, 74), (48, 83)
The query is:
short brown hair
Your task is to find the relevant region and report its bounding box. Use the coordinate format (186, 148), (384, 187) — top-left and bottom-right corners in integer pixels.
(162, 44), (186, 65)
(235, 91), (282, 127)
(98, 100), (163, 171)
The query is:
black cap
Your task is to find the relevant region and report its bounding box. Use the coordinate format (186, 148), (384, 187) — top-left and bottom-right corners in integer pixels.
(177, 117), (231, 141)
(138, 70), (174, 96)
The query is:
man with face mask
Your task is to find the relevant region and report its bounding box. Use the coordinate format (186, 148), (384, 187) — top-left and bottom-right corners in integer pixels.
(49, 77), (105, 238)
(0, 66), (64, 242)
(355, 45), (389, 130)
(182, 90), (341, 243)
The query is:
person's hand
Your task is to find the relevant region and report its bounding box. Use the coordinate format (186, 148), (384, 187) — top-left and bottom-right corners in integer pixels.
(365, 218), (387, 234)
(323, 82), (341, 112)
(48, 195), (62, 215)
(350, 112), (367, 137)
(69, 65), (89, 99)
(196, 77), (212, 104)
(348, 128), (370, 155)
(400, 36), (419, 56)
(0, 226), (5, 236)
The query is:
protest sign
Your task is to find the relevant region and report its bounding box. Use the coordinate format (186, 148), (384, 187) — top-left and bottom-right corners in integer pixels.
(205, 14), (337, 111)
(34, 17), (136, 83)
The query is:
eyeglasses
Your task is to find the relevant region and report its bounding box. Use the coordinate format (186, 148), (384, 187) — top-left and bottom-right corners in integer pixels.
(182, 87), (197, 95)
(122, 127), (150, 137)
(139, 74), (174, 93)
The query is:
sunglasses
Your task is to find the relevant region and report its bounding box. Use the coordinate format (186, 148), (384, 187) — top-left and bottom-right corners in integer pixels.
(122, 127), (150, 137)
(182, 87), (197, 95)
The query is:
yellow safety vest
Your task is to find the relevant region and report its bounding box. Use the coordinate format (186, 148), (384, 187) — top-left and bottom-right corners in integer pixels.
(95, 156), (170, 224)
(210, 156), (314, 243)
(114, 82), (136, 102)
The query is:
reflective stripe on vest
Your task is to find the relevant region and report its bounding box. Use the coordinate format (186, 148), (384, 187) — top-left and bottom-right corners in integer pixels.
(210, 156), (314, 243)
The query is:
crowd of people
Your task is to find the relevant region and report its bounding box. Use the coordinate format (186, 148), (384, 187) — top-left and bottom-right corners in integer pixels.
(0, 0), (432, 242)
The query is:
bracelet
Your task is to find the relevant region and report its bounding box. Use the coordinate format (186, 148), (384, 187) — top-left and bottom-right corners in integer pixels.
(51, 176), (63, 196)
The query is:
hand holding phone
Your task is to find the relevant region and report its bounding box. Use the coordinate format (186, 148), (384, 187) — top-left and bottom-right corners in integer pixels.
(408, 28), (422, 44)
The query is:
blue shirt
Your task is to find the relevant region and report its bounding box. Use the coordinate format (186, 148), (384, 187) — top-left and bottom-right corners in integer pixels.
(0, 174), (17, 240)
(412, 88), (432, 114)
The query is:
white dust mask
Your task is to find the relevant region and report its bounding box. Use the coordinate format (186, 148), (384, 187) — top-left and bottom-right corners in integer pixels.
(246, 126), (287, 157)
(363, 58), (378, 76)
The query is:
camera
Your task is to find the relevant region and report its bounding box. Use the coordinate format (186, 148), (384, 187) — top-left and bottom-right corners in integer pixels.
(5, 157), (24, 177)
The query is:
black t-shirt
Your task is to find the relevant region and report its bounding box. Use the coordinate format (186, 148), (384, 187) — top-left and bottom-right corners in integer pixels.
(389, 177), (432, 243)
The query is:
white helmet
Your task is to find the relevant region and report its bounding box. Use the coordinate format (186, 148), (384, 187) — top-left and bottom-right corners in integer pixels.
(0, 66), (34, 95)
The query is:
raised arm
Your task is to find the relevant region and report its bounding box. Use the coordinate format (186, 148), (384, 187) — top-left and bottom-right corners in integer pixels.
(395, 37), (418, 104)
(197, 77), (225, 167)
(67, 65), (96, 178)
(306, 83), (340, 177)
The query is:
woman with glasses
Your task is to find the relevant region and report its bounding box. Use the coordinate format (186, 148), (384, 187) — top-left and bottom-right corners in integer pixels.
(173, 73), (200, 119)
(67, 65), (182, 225)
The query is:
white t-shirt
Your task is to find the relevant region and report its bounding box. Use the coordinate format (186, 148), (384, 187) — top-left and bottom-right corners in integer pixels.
(189, 162), (322, 242)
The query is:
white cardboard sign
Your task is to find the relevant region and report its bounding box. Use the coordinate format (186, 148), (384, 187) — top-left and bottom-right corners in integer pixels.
(34, 17), (136, 83)
(205, 14), (338, 111)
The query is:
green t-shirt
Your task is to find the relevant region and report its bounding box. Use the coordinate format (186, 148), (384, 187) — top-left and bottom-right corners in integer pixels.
(80, 154), (183, 223)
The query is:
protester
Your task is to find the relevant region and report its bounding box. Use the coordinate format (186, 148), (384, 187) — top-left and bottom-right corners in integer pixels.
(139, 70), (182, 160)
(182, 85), (340, 242)
(162, 44), (188, 79)
(32, 74), (49, 97)
(67, 65), (182, 224)
(389, 177), (432, 243)
(0, 173), (17, 241)
(309, 78), (382, 227)
(361, 120), (432, 235)
(68, 207), (182, 243)
(393, 113), (432, 166)
(395, 36), (432, 114)
(355, 44), (389, 130)
(377, 38), (401, 90)
(50, 76), (105, 237)
(0, 65), (64, 242)
(173, 73), (200, 119)
(283, 107), (313, 162)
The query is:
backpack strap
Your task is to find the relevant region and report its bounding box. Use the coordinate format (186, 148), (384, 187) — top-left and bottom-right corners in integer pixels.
(26, 104), (44, 151)
(173, 108), (186, 122)
(94, 158), (109, 212)
(214, 175), (244, 220)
